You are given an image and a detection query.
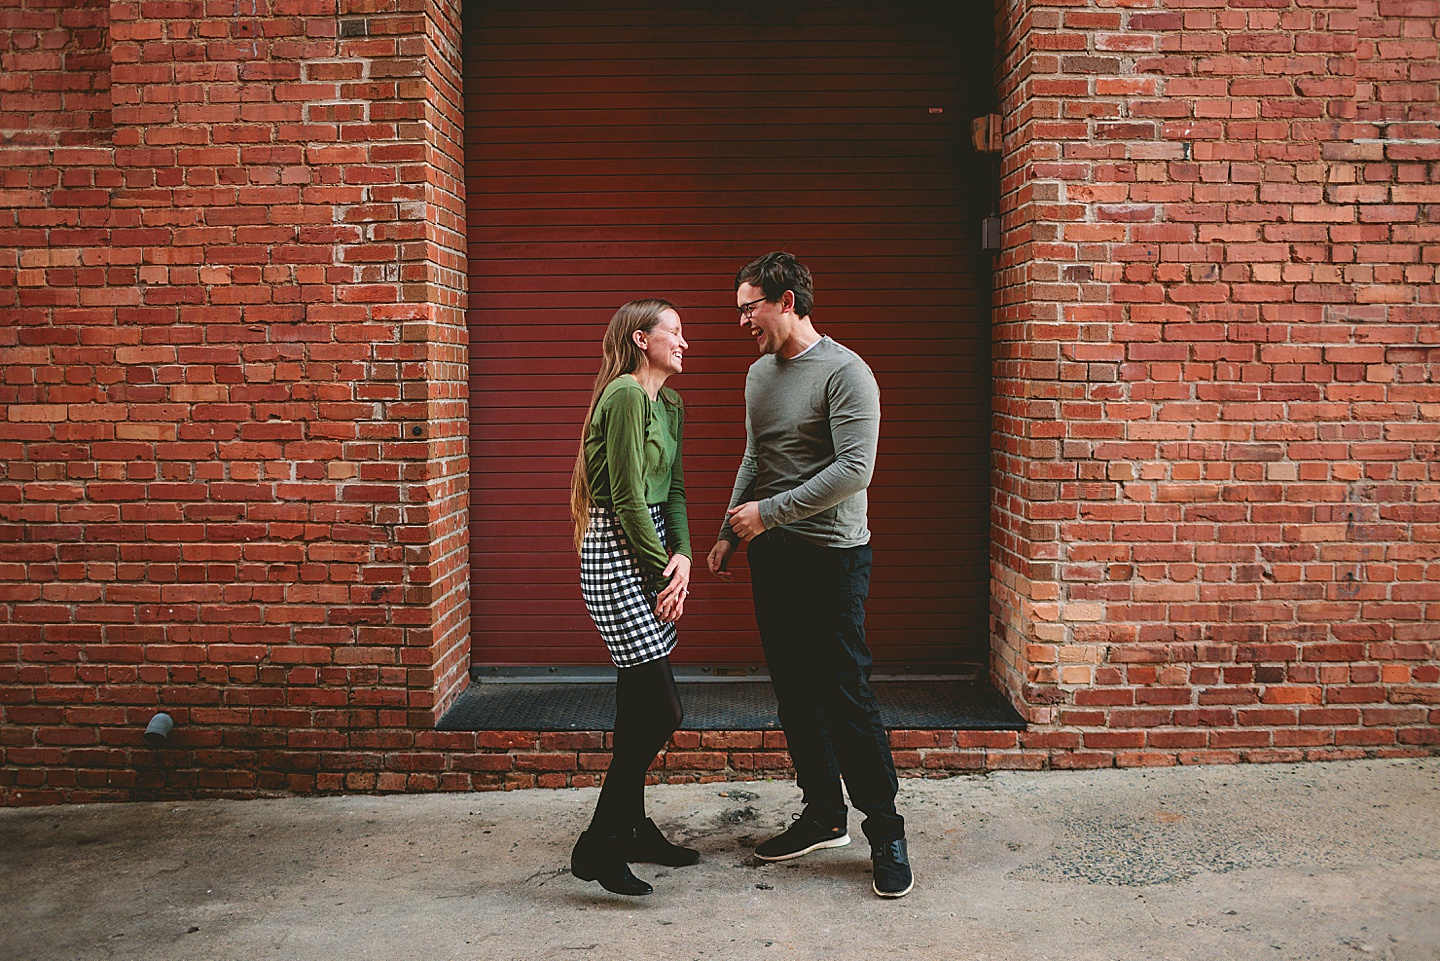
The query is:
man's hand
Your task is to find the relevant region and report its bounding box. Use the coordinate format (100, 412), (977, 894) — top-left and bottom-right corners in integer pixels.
(725, 502), (767, 542)
(707, 539), (735, 582)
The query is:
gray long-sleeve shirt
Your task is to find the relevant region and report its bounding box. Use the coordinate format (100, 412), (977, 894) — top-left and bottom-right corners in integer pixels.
(720, 336), (880, 548)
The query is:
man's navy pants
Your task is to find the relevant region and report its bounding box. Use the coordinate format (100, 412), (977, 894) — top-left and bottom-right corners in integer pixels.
(747, 527), (905, 844)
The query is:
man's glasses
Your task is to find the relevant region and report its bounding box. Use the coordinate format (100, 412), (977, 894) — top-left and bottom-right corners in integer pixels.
(736, 296), (770, 319)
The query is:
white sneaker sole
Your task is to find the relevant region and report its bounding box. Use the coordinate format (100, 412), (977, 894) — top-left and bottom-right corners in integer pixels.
(753, 833), (851, 862)
(873, 874), (914, 898)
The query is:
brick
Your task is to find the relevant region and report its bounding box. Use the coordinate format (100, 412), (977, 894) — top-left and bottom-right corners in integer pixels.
(700, 731), (764, 750)
(986, 751), (1045, 770)
(920, 751), (985, 770)
(664, 752), (726, 771)
(513, 754), (575, 773)
(1052, 752), (1115, 770)
(4, 0), (1438, 809)
(890, 730), (954, 749)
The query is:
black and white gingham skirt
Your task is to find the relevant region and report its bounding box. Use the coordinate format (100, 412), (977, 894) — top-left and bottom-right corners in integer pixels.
(580, 504), (678, 668)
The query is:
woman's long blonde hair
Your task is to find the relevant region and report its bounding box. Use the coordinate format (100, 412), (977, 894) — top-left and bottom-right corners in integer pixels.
(571, 299), (678, 553)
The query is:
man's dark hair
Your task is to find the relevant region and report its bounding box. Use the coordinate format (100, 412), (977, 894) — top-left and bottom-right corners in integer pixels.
(735, 251), (814, 318)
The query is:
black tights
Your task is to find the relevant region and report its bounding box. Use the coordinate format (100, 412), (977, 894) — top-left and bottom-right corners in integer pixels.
(589, 655), (683, 834)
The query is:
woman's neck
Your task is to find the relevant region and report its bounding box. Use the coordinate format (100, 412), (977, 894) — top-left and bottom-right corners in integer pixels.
(629, 365), (666, 400)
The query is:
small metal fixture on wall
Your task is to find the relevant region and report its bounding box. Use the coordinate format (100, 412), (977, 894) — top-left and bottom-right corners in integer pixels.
(970, 114), (1002, 153)
(981, 216), (1003, 252)
(970, 113), (1003, 252)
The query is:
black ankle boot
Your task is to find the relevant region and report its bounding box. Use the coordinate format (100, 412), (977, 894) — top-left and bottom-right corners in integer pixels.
(626, 818), (699, 866)
(571, 830), (653, 896)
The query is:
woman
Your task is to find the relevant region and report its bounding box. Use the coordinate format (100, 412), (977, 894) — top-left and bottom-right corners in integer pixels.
(569, 299), (698, 896)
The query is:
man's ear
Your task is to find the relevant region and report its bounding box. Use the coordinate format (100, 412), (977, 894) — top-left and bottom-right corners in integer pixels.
(780, 290), (795, 313)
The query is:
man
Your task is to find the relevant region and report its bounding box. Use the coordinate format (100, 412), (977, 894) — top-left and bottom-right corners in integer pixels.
(707, 251), (912, 898)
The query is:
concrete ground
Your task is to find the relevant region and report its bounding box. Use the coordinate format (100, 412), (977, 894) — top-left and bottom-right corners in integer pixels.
(1, 758), (1437, 961)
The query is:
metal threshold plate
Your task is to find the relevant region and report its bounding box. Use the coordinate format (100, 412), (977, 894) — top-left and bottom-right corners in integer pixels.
(438, 675), (1026, 732)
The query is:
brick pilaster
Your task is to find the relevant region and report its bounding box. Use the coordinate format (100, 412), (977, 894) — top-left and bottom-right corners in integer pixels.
(992, 0), (1439, 761)
(0, 0), (469, 804)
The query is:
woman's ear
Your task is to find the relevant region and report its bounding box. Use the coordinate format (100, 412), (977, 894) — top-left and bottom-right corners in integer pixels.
(632, 329), (647, 350)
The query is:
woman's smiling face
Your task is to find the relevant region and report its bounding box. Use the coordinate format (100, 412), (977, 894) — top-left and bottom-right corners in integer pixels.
(638, 308), (687, 377)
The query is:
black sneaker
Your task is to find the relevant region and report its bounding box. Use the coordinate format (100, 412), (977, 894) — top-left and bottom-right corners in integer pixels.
(871, 837), (913, 898)
(754, 812), (850, 862)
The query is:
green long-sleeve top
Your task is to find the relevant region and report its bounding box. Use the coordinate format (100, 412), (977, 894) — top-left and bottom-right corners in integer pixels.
(584, 375), (691, 583)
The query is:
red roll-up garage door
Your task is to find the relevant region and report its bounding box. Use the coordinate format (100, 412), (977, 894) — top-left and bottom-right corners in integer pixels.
(464, 1), (993, 668)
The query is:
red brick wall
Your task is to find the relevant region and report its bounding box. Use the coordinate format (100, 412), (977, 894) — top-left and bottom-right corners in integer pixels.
(0, 0), (470, 804)
(2, 0), (1436, 805)
(0, 0), (111, 146)
(991, 0), (1439, 767)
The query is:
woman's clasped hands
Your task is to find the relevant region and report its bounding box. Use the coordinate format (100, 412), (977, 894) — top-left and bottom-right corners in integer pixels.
(654, 553), (691, 623)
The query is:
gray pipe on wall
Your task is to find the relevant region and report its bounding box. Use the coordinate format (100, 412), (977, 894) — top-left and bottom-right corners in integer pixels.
(143, 713), (173, 747)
